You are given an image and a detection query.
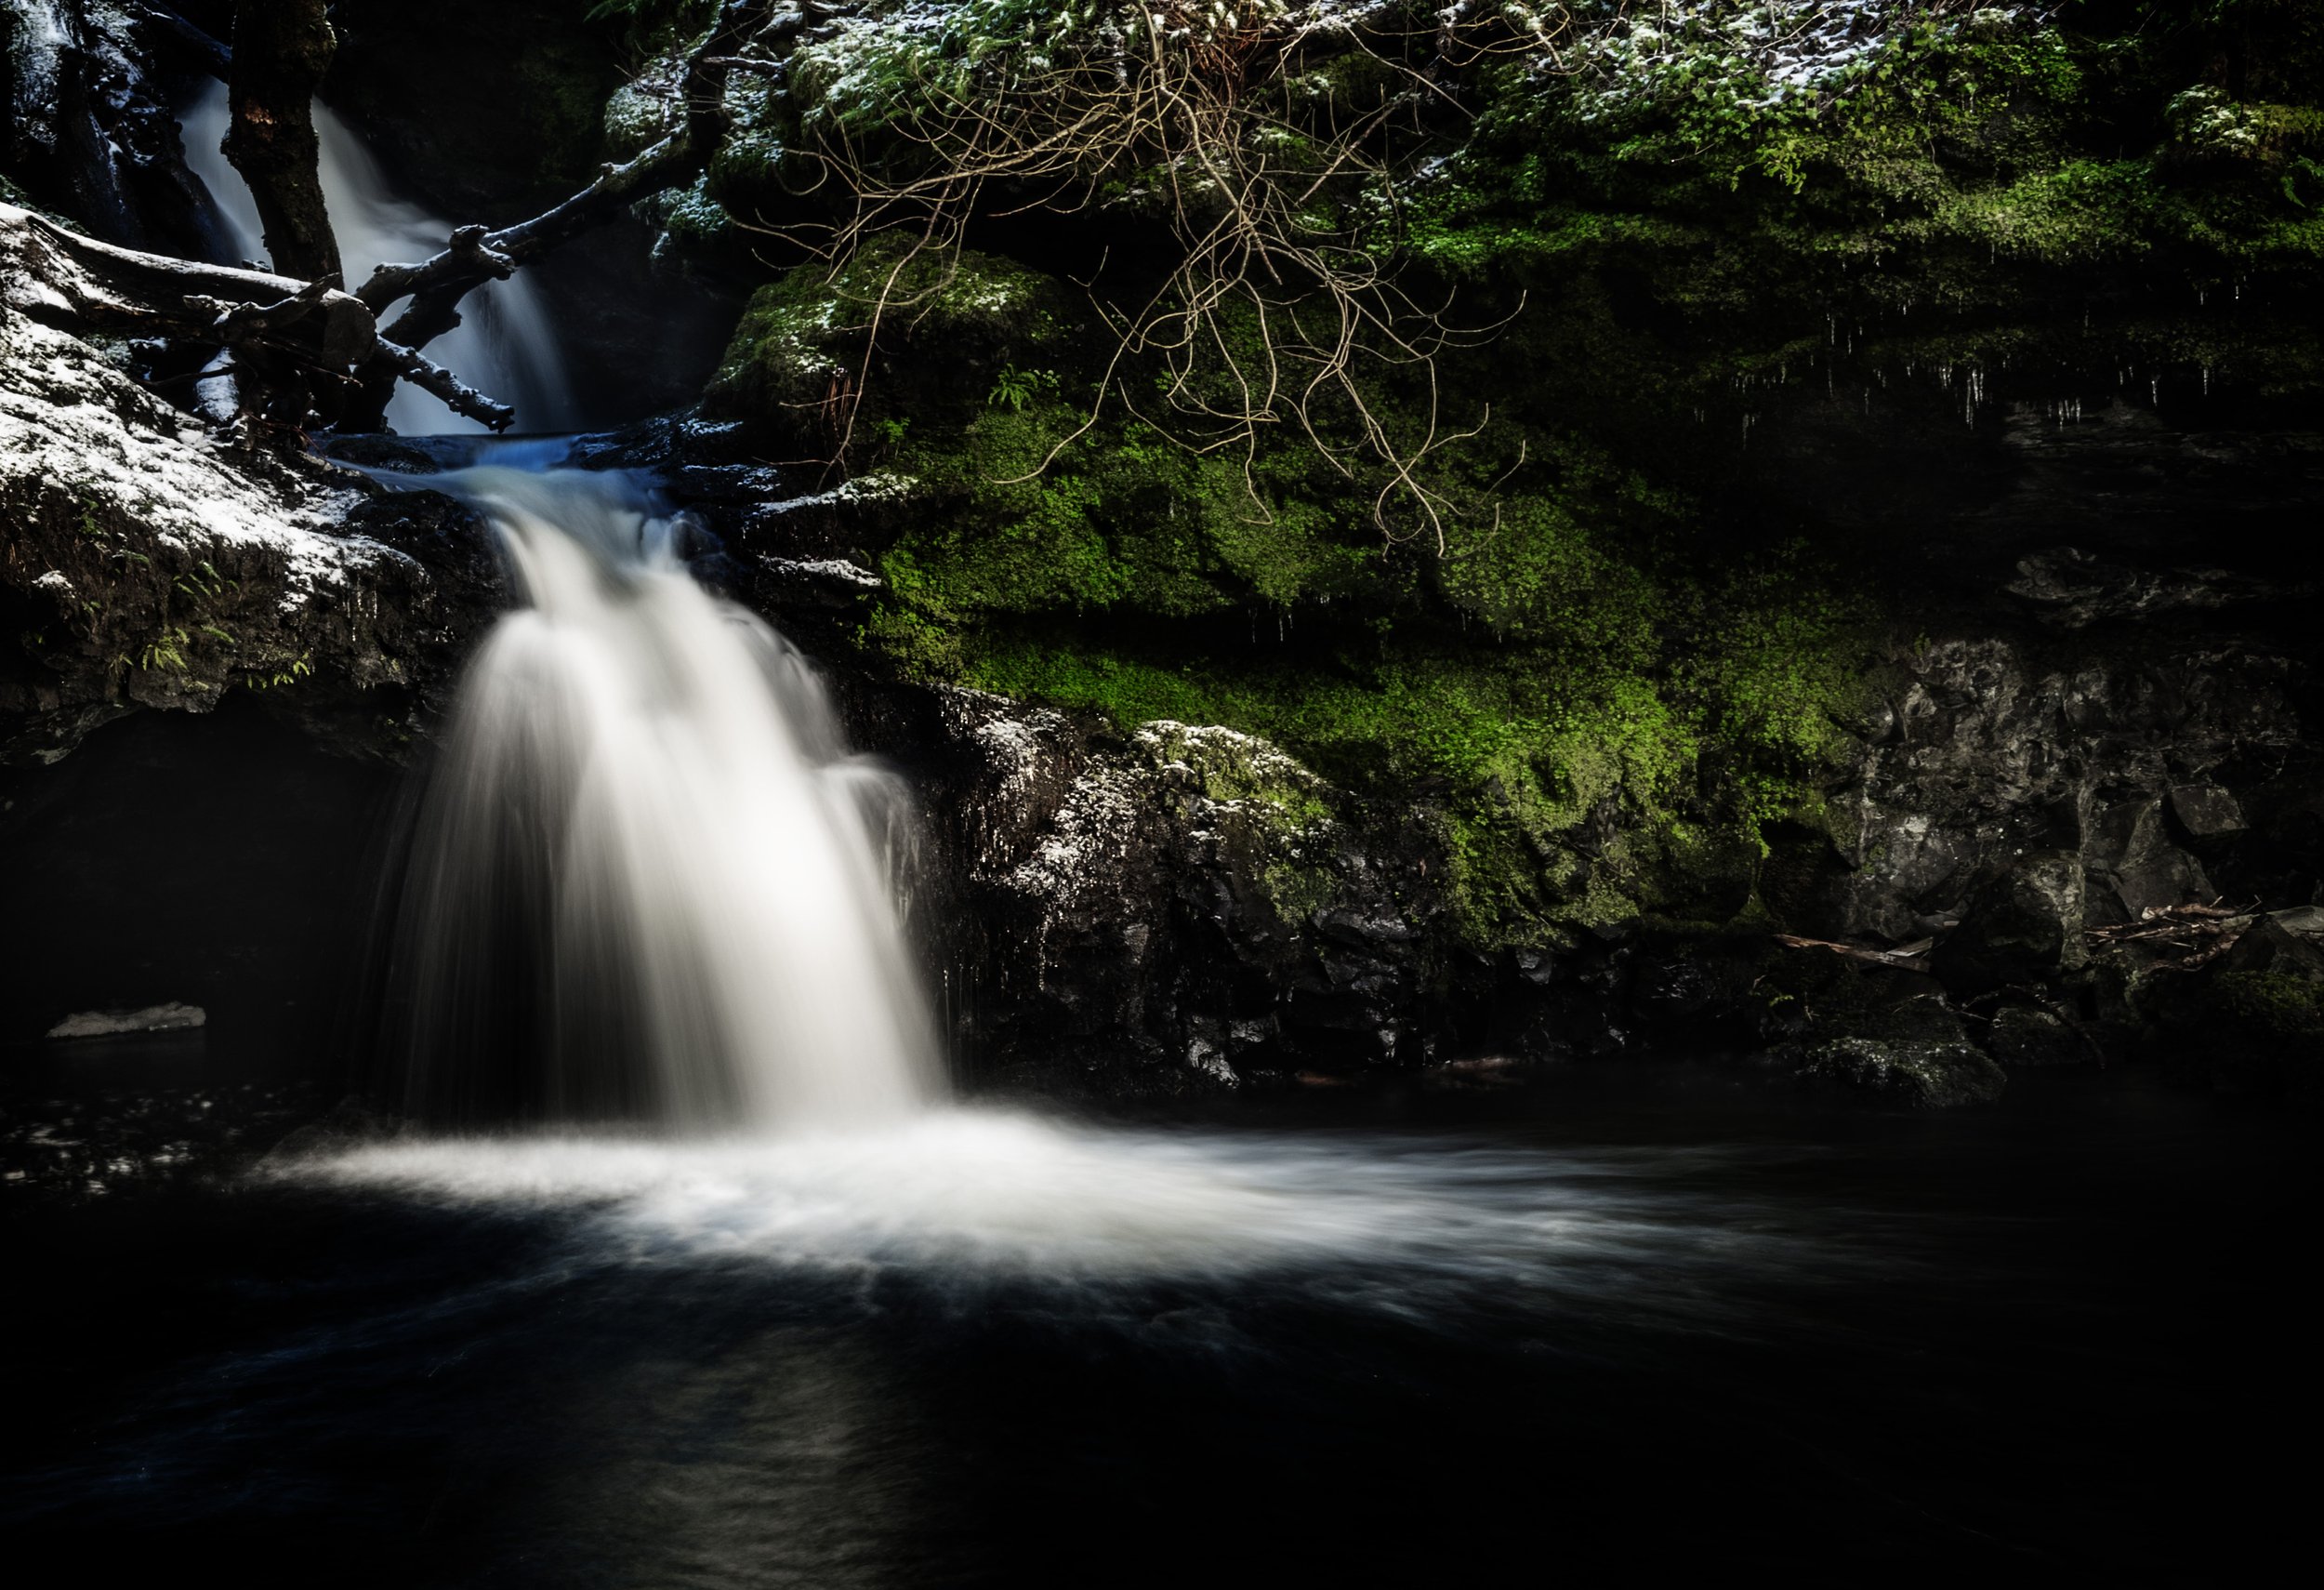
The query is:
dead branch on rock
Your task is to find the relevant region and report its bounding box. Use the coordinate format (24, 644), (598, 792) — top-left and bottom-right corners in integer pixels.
(7, 205), (375, 365)
(1774, 933), (1934, 968)
(2086, 899), (2255, 971)
(3, 200), (509, 431)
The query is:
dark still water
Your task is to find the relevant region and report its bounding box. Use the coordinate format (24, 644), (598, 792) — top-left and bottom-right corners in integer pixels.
(1, 1065), (2308, 1586)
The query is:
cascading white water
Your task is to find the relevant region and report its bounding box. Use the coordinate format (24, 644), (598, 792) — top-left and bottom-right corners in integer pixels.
(390, 451), (943, 1132)
(173, 83), (932, 1130)
(177, 81), (574, 433)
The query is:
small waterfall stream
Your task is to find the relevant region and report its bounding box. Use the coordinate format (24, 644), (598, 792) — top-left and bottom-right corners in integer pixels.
(175, 79), (938, 1132)
(177, 81), (574, 433)
(388, 450), (943, 1132)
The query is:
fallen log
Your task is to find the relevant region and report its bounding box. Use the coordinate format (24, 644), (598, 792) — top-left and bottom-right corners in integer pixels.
(2, 200), (512, 431)
(7, 204), (372, 360)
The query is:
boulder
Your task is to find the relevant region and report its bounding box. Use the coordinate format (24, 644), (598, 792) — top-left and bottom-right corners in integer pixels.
(1983, 1004), (2089, 1067)
(1795, 1038), (2008, 1108)
(1, 281), (501, 762)
(1931, 851), (2087, 994)
(866, 692), (1456, 1092)
(2139, 958), (2324, 1105)
(2168, 784), (2250, 848)
(2210, 917), (2324, 982)
(2085, 795), (2215, 921)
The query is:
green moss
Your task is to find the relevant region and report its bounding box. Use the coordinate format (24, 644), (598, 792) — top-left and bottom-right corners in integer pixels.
(881, 565), (1858, 950)
(1402, 6), (2324, 391)
(1261, 856), (1336, 927)
(2217, 971), (2324, 1039)
(705, 239), (1073, 448)
(676, 2), (2321, 952)
(1137, 722), (1333, 829)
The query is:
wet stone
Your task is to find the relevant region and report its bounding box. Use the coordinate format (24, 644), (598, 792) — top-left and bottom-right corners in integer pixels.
(1795, 1039), (2008, 1108)
(1984, 1005), (2089, 1067)
(2168, 784), (2250, 845)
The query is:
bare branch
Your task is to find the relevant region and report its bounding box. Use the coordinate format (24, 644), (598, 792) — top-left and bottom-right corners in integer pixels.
(4, 202), (516, 430)
(753, 2), (1524, 530)
(373, 338), (516, 431)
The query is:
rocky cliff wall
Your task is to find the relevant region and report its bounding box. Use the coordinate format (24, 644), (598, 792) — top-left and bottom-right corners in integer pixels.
(3, 0), (2319, 1109)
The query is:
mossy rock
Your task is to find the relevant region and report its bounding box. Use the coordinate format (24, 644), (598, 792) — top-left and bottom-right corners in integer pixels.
(704, 238), (1076, 454)
(1132, 721), (1332, 829)
(2151, 968), (2324, 1103)
(1795, 1038), (2008, 1108)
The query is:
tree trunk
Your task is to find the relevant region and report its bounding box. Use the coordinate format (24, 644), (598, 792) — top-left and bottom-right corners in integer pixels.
(224, 0), (343, 286)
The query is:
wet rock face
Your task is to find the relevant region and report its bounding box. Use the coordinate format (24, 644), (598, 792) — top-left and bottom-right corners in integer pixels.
(650, 375), (2319, 1106)
(1823, 633), (2306, 947)
(861, 602), (2322, 1104)
(1, 0), (222, 257)
(854, 690), (1451, 1093)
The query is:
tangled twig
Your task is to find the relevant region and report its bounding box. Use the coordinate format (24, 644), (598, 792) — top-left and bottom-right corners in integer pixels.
(743, 1), (1569, 546)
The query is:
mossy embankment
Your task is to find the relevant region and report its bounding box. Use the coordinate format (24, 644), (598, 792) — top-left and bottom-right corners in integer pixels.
(681, 1), (2324, 954)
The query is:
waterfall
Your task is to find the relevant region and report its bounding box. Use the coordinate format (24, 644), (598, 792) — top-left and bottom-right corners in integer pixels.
(176, 81), (574, 434)
(386, 451), (944, 1133)
(176, 82), (937, 1130)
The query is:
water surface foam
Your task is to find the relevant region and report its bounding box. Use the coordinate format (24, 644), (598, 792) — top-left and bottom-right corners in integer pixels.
(278, 1108), (1868, 1322)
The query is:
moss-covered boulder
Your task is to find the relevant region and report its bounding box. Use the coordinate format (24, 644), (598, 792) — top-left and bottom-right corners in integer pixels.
(704, 240), (1075, 455)
(2133, 913), (2324, 1102)
(1796, 1037), (2009, 1108)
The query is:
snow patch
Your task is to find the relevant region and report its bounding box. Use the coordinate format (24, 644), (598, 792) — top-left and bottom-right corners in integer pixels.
(0, 304), (391, 613)
(46, 1001), (206, 1040)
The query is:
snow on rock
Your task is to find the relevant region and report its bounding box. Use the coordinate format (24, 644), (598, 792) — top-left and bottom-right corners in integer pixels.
(1, 272), (504, 762)
(46, 1000), (206, 1040)
(0, 305), (384, 612)
(1548, 1), (2039, 112)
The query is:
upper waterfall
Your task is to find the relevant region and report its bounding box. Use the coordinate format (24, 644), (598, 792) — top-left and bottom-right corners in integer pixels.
(176, 80), (574, 435)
